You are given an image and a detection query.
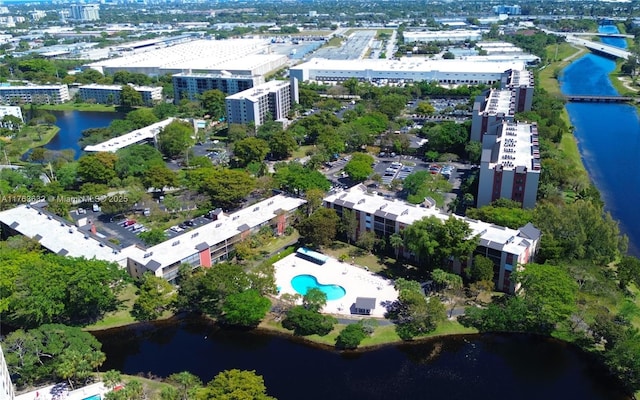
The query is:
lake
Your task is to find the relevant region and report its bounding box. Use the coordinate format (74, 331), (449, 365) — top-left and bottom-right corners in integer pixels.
(44, 110), (125, 159)
(559, 26), (640, 255)
(92, 317), (630, 400)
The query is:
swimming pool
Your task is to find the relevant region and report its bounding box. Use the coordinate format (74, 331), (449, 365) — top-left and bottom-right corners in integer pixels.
(82, 395), (101, 400)
(291, 274), (346, 300)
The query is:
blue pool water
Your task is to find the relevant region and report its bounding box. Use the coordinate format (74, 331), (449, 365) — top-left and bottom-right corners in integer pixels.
(291, 274), (346, 300)
(81, 395), (101, 400)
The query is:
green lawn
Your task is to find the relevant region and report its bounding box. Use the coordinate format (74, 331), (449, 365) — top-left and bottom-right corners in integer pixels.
(39, 103), (118, 112)
(539, 43), (586, 96)
(4, 125), (59, 161)
(84, 284), (139, 331)
(325, 36), (344, 47)
(261, 318), (476, 348)
(290, 144), (315, 159)
(98, 373), (174, 397)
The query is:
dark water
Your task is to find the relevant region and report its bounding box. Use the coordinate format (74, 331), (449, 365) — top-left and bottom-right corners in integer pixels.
(44, 110), (124, 159)
(92, 317), (630, 400)
(559, 26), (640, 256)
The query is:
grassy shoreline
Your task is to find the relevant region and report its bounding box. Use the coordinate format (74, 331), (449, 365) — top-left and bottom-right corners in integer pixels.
(39, 103), (118, 112)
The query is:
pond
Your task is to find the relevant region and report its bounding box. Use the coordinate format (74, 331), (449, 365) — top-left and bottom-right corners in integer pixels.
(92, 317), (630, 400)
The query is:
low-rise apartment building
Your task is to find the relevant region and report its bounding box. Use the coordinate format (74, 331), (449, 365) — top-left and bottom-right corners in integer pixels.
(323, 185), (540, 292)
(78, 84), (162, 106)
(0, 85), (70, 104)
(0, 194), (305, 283)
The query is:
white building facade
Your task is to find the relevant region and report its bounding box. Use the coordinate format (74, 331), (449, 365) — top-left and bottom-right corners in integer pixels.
(70, 4), (100, 21)
(226, 80), (296, 127)
(290, 57), (526, 86)
(0, 85), (70, 104)
(78, 84), (162, 106)
(323, 185), (540, 293)
(0, 345), (14, 400)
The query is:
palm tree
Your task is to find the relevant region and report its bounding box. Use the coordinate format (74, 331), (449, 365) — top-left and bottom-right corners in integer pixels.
(103, 370), (122, 390)
(167, 372), (202, 400)
(389, 232), (404, 259)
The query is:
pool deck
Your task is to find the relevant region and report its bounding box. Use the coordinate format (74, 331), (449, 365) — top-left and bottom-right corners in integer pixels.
(274, 252), (399, 318)
(15, 382), (108, 400)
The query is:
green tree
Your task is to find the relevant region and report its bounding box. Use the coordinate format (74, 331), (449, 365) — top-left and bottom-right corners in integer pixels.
(273, 163), (330, 195)
(302, 287), (327, 312)
(131, 273), (176, 321)
(376, 93), (408, 119)
(125, 107), (159, 129)
(515, 263), (578, 329)
(186, 167), (255, 210)
(158, 120), (194, 159)
(77, 152), (117, 184)
(120, 85), (143, 108)
(200, 369), (276, 400)
(389, 232), (404, 259)
(115, 145), (164, 179)
(141, 164), (178, 191)
(268, 130), (298, 160)
(233, 137), (269, 168)
(282, 305), (336, 336)
(340, 209), (358, 244)
(356, 230), (378, 254)
(402, 216), (477, 269)
(296, 207), (339, 247)
(167, 371), (203, 400)
(335, 323), (367, 349)
(199, 89), (226, 120)
(343, 152), (374, 182)
(617, 255), (640, 289)
(103, 370), (122, 389)
(415, 101), (435, 115)
(221, 289), (271, 327)
(467, 255), (495, 283)
(2, 324), (105, 387)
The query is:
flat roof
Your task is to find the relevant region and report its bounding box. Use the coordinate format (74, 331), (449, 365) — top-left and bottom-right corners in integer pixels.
(324, 185), (533, 255)
(138, 194), (306, 270)
(226, 80), (289, 101)
(84, 118), (177, 153)
(79, 83), (162, 92)
(483, 121), (541, 173)
(482, 89), (514, 116)
(293, 57), (527, 75)
(0, 204), (138, 265)
(88, 39), (276, 72)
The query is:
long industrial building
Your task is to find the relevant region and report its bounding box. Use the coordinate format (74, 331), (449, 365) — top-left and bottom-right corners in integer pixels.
(78, 84), (162, 106)
(86, 39), (288, 77)
(172, 72), (264, 103)
(403, 30), (484, 43)
(289, 57), (526, 85)
(0, 84), (70, 104)
(477, 121), (541, 209)
(225, 80), (297, 127)
(323, 185), (541, 293)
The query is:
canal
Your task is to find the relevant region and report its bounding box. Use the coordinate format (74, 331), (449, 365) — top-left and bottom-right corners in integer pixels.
(559, 25), (640, 255)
